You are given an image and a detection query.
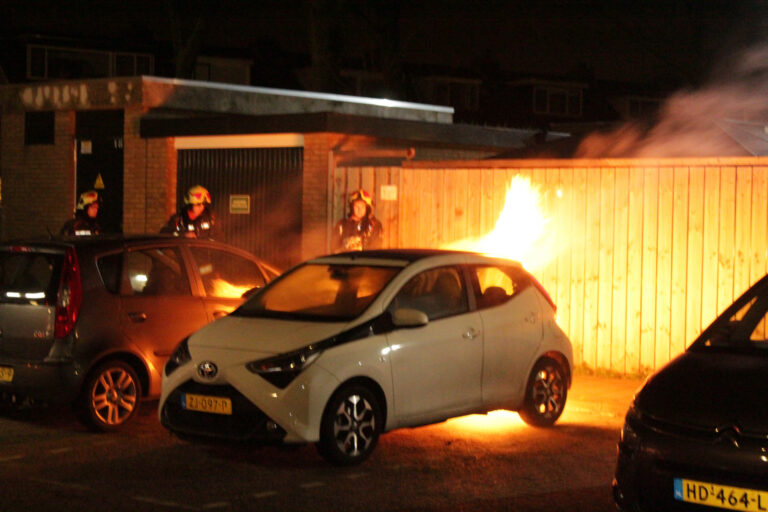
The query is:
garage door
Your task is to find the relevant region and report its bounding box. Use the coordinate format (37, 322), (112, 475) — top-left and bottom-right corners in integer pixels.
(177, 147), (303, 267)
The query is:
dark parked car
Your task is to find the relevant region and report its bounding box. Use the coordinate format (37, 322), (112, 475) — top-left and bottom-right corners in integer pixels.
(0, 235), (279, 431)
(613, 274), (768, 511)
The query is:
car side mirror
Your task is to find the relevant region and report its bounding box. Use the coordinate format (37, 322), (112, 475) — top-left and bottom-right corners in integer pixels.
(392, 308), (429, 328)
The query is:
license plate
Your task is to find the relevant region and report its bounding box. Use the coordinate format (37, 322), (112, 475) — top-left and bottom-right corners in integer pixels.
(675, 478), (768, 511)
(0, 366), (13, 383)
(181, 393), (232, 415)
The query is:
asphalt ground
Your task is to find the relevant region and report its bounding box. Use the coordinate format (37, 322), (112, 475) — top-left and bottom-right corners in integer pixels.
(567, 373), (645, 422)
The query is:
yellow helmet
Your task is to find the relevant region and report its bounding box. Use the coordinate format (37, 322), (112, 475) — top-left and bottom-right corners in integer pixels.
(76, 190), (100, 210)
(184, 185), (211, 205)
(348, 189), (373, 208)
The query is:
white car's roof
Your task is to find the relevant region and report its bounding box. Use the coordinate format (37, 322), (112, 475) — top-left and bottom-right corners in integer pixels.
(311, 249), (523, 268)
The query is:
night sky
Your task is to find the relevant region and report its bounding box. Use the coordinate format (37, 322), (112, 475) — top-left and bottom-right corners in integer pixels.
(4, 0), (767, 90)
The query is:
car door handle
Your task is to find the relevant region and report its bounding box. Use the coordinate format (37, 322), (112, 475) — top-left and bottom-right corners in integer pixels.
(213, 310), (229, 319)
(127, 311), (147, 323)
(462, 327), (479, 340)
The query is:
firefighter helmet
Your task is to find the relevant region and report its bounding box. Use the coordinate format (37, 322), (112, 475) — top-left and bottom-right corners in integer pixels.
(184, 185), (211, 205)
(348, 189), (373, 208)
(76, 190), (100, 210)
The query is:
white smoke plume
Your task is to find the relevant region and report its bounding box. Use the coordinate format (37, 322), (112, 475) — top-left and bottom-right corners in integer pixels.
(576, 45), (768, 158)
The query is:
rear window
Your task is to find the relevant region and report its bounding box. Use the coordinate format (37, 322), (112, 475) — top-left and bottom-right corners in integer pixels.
(0, 250), (63, 303)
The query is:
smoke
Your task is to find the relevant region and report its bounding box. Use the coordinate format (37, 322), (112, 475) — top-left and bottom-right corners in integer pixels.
(576, 45), (768, 158)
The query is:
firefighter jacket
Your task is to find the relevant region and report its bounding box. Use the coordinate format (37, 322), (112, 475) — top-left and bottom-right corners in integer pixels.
(333, 215), (383, 252)
(161, 208), (215, 239)
(60, 212), (102, 236)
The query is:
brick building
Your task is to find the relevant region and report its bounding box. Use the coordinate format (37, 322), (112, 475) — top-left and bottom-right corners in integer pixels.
(0, 76), (542, 265)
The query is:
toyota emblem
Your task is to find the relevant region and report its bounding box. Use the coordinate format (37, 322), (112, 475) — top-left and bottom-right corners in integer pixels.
(197, 361), (218, 379)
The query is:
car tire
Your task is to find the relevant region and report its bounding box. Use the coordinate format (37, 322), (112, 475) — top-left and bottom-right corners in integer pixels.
(78, 360), (142, 432)
(519, 358), (567, 427)
(316, 384), (382, 466)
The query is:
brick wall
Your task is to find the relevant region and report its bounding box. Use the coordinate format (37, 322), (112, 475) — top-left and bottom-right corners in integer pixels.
(301, 133), (333, 259)
(0, 110), (74, 239)
(123, 105), (173, 234)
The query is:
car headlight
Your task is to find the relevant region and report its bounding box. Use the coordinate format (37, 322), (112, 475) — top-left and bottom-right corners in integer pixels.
(619, 403), (642, 456)
(165, 337), (191, 377)
(246, 344), (322, 388)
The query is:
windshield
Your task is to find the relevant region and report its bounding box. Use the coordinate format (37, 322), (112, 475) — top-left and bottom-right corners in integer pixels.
(692, 281), (768, 352)
(234, 263), (401, 321)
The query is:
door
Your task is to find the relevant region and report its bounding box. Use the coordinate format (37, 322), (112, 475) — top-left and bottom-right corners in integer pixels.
(75, 110), (124, 233)
(115, 246), (208, 379)
(386, 266), (483, 423)
(469, 264), (543, 406)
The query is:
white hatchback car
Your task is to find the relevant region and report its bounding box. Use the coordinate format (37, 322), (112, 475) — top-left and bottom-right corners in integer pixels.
(159, 249), (573, 465)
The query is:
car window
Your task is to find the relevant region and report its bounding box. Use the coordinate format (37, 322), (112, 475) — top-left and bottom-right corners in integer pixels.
(189, 247), (266, 299)
(97, 253), (122, 294)
(0, 251), (62, 303)
(121, 247), (190, 296)
(698, 286), (768, 350)
(388, 266), (468, 321)
(469, 264), (529, 310)
(235, 263), (400, 321)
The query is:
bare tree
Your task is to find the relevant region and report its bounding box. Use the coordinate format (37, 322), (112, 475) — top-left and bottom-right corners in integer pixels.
(164, 0), (211, 78)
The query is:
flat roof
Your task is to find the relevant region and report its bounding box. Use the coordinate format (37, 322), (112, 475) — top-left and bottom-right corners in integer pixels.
(145, 76), (455, 115)
(140, 110), (536, 150)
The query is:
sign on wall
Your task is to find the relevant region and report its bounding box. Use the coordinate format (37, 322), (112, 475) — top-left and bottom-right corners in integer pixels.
(229, 194), (250, 214)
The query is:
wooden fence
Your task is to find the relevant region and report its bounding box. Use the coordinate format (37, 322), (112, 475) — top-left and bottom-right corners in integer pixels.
(331, 157), (768, 376)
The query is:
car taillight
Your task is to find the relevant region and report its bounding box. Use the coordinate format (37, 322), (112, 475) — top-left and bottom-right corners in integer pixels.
(55, 248), (82, 338)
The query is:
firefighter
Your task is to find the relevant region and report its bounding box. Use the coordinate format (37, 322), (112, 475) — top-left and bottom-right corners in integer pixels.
(333, 188), (383, 252)
(161, 185), (215, 238)
(60, 190), (102, 236)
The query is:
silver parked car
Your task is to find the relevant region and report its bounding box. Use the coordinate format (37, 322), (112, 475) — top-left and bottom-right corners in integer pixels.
(0, 235), (279, 431)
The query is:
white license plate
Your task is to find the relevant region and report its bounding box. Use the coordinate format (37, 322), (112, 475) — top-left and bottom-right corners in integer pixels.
(181, 393), (232, 415)
(0, 366), (13, 383)
(675, 478), (768, 511)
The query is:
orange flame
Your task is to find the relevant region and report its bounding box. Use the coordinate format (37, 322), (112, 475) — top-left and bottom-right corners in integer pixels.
(209, 279), (253, 299)
(444, 176), (550, 270)
(445, 410), (525, 433)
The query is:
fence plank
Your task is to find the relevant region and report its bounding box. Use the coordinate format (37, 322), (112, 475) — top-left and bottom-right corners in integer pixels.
(390, 167), (401, 248)
(597, 167), (614, 370)
(751, 166), (768, 286)
(718, 166), (736, 314)
(734, 166), (752, 295)
(701, 166), (721, 333)
(611, 167), (629, 373)
(569, 166), (588, 367)
(655, 167), (673, 369)
(555, 167), (572, 345)
(686, 166), (705, 341)
(375, 167), (391, 248)
(625, 167), (644, 374)
(640, 166), (659, 373)
(583, 167), (601, 369)
(670, 166), (689, 358)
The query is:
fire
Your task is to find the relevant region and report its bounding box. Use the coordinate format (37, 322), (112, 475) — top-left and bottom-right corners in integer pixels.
(209, 279), (254, 299)
(444, 410), (525, 433)
(443, 176), (549, 270)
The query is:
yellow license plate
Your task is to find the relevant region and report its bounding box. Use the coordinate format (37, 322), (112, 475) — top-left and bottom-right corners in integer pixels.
(0, 366), (13, 383)
(182, 393), (232, 415)
(675, 478), (768, 511)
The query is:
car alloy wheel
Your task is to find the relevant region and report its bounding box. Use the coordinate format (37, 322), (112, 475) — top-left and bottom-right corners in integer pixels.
(318, 384), (381, 465)
(519, 358), (567, 427)
(80, 361), (141, 431)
